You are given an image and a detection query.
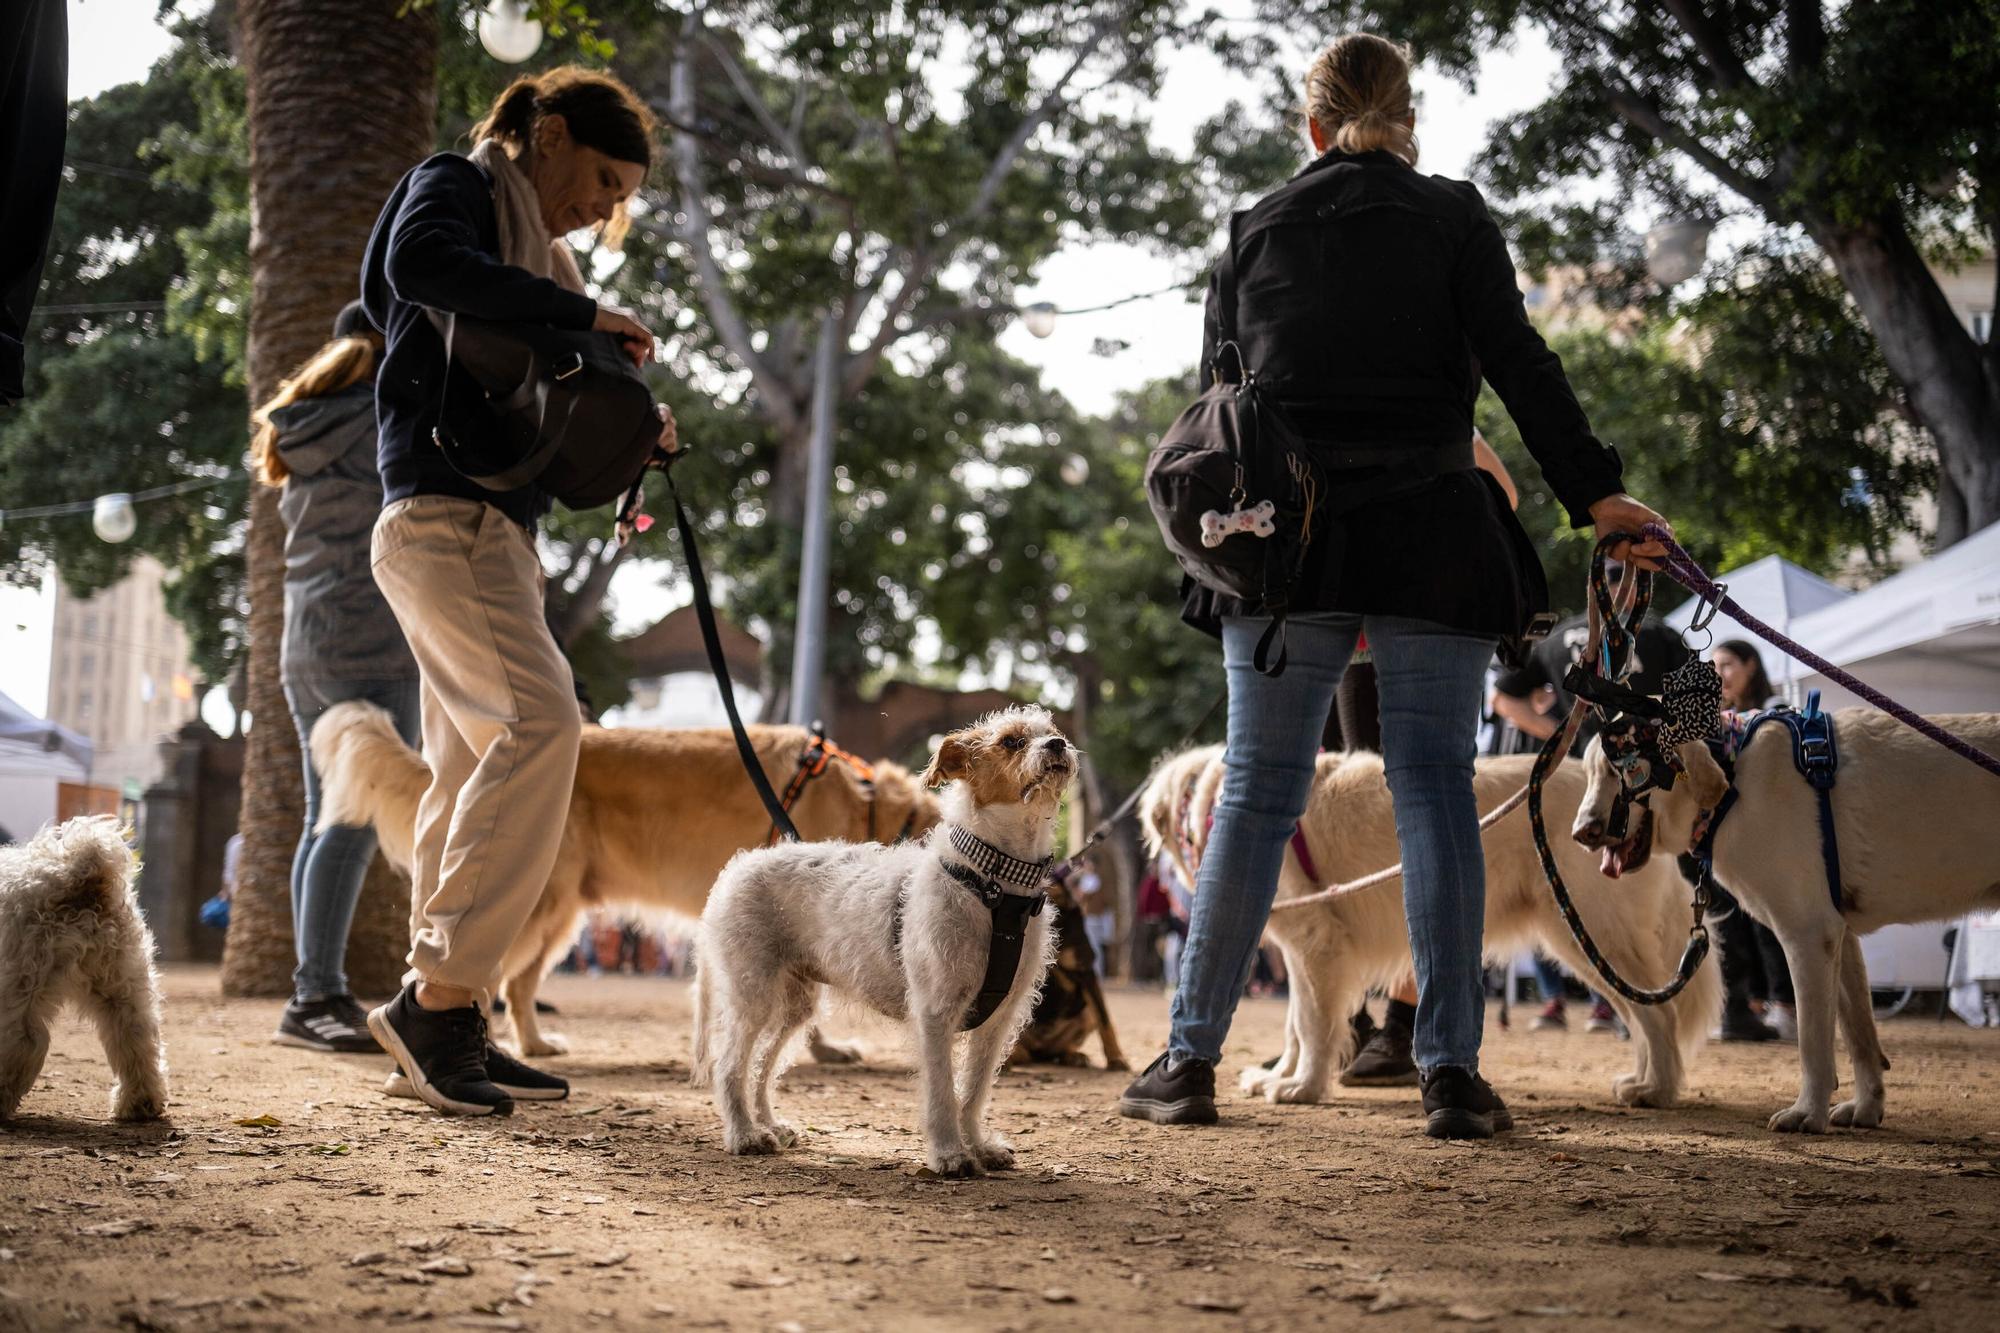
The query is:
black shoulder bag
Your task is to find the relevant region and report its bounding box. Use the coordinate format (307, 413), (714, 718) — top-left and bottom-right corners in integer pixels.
(1143, 218), (1324, 675)
(431, 312), (661, 511)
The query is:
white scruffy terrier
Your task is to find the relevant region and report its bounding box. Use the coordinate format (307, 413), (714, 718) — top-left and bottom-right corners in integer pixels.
(0, 817), (168, 1121)
(695, 706), (1074, 1176)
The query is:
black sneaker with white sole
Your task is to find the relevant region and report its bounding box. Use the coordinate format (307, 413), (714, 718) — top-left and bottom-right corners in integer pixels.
(1118, 1051), (1218, 1125)
(274, 995), (383, 1054)
(366, 984), (512, 1117)
(1419, 1065), (1514, 1139)
(383, 1042), (568, 1102)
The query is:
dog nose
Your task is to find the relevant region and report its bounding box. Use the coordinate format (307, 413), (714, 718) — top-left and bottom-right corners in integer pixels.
(1043, 737), (1067, 754)
(1575, 819), (1604, 847)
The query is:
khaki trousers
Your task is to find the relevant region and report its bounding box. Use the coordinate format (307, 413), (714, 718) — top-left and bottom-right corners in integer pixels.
(370, 496), (581, 1001)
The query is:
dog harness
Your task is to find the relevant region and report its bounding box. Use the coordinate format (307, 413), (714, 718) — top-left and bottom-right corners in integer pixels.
(890, 826), (1050, 1032)
(1691, 690), (1845, 913)
(765, 723), (921, 847)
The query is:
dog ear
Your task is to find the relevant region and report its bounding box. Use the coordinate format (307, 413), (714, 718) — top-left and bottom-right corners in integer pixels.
(1674, 740), (1729, 810)
(922, 733), (973, 789)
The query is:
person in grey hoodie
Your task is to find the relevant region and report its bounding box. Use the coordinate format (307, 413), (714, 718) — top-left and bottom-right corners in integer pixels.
(255, 300), (419, 1054)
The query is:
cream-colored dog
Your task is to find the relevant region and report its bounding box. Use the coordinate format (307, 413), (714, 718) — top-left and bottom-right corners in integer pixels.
(310, 703), (937, 1058)
(0, 817), (168, 1122)
(1141, 746), (1718, 1109)
(1575, 709), (2000, 1133)
(695, 706), (1072, 1176)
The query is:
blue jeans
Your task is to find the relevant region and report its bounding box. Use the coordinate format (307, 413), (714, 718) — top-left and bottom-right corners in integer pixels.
(1169, 614), (1497, 1073)
(285, 676), (421, 1002)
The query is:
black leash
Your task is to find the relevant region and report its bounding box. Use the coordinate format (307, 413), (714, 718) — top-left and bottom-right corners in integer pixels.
(1524, 534), (1711, 1006)
(643, 456), (801, 843)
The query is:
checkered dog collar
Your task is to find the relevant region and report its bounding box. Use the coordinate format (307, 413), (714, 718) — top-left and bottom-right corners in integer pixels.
(947, 826), (1052, 892)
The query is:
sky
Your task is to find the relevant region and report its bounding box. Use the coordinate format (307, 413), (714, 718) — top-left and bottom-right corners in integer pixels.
(1, 0), (1560, 721)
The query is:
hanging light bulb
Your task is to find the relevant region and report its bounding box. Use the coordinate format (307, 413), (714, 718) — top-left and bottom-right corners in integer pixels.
(1643, 218), (1714, 286)
(478, 0), (544, 64)
(1020, 302), (1059, 338)
(92, 493), (137, 544)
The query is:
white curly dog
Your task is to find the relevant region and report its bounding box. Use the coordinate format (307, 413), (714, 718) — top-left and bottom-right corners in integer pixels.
(0, 817), (168, 1122)
(695, 706), (1072, 1177)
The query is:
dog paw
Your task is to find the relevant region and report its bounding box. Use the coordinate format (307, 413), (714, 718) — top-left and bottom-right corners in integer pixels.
(971, 1139), (1016, 1172)
(1830, 1098), (1883, 1130)
(926, 1148), (985, 1179)
(1612, 1075), (1675, 1109)
(517, 1032), (569, 1058)
(113, 1086), (167, 1122)
(1238, 1067), (1276, 1098)
(764, 1120), (800, 1149)
(1267, 1077), (1326, 1105)
(807, 1035), (865, 1066)
(725, 1126), (784, 1156)
(1767, 1103), (1829, 1134)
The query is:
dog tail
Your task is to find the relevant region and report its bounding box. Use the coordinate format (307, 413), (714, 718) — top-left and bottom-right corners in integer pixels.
(24, 816), (140, 915)
(310, 701), (427, 875)
(687, 934), (714, 1088)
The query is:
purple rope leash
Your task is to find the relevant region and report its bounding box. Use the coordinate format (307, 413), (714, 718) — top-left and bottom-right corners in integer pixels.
(1642, 523), (2000, 781)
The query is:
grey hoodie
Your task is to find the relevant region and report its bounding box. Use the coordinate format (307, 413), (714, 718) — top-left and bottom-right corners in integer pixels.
(273, 381), (417, 685)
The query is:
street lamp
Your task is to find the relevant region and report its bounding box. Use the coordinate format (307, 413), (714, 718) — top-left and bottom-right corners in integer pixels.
(478, 1), (545, 64)
(1643, 218), (1715, 286)
(1020, 302), (1059, 338)
(91, 493), (136, 544)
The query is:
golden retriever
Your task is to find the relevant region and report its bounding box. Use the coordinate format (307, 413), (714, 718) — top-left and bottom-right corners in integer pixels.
(310, 702), (938, 1057)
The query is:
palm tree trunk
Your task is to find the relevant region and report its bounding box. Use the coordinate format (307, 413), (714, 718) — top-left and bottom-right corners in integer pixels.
(220, 0), (438, 996)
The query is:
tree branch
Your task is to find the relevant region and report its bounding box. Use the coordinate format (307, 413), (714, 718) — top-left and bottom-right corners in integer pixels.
(1658, 0), (1758, 93)
(1602, 77), (1780, 213)
(670, 10), (803, 435)
(701, 28), (813, 169)
(553, 537), (630, 648)
(953, 2), (1141, 230)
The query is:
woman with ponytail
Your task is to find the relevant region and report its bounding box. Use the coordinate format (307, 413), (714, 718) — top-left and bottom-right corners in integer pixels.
(256, 300), (418, 1056)
(1121, 34), (1674, 1140)
(358, 66), (671, 1117)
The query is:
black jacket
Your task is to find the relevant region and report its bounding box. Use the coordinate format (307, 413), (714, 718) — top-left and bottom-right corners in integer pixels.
(1181, 149), (1624, 641)
(360, 153), (598, 528)
(272, 381), (416, 685)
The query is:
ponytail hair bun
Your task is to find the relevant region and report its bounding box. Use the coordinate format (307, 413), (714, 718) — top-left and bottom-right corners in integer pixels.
(1303, 34), (1418, 167)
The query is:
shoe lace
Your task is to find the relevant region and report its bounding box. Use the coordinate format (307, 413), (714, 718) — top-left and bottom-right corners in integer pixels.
(433, 1009), (492, 1085)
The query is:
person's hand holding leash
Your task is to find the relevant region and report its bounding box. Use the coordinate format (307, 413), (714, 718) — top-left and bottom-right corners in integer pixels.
(1588, 493), (1672, 571)
(593, 305), (656, 366)
(654, 401), (679, 455)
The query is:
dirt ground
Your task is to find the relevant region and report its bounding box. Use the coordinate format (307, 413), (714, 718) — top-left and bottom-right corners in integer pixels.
(4, 966), (1997, 1332)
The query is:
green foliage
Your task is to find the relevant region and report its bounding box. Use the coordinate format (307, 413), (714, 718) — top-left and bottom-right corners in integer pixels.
(0, 13), (247, 683)
(1482, 254), (1932, 615)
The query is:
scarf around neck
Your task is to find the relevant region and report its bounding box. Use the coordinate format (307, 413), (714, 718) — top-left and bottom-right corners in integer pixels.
(466, 136), (588, 295)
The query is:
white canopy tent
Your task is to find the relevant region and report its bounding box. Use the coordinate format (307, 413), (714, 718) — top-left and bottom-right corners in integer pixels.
(1663, 554), (1852, 693)
(1787, 521), (2000, 714)
(0, 689), (92, 842)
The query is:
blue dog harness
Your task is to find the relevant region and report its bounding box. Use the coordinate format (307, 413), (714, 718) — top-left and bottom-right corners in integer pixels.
(1692, 690), (1844, 912)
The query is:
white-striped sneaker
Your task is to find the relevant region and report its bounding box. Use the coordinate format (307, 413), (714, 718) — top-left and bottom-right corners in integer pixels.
(274, 995), (383, 1054)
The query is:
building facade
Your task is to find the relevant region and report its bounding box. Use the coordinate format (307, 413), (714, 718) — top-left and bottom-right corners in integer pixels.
(45, 555), (203, 799)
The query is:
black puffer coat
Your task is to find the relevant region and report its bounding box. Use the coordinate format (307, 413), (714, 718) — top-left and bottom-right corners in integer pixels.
(1181, 148), (1624, 642)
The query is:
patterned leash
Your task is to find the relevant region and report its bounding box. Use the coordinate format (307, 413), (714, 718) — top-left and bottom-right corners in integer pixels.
(1524, 534), (1713, 1006)
(1641, 523), (2000, 781)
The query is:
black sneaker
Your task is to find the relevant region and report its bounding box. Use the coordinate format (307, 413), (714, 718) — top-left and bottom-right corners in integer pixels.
(384, 1045), (568, 1101)
(1718, 1005), (1781, 1043)
(274, 995), (383, 1054)
(1420, 1066), (1514, 1140)
(366, 984), (513, 1117)
(1118, 1051), (1218, 1125)
(1341, 1012), (1419, 1087)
